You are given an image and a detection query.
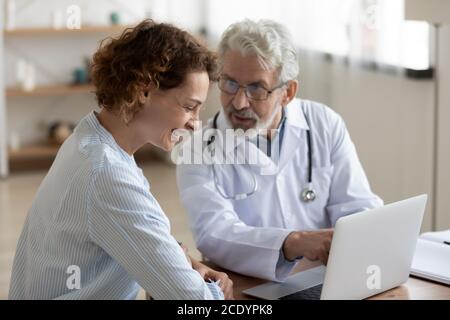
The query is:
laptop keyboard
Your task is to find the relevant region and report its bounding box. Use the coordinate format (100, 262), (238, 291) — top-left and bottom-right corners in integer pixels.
(278, 284), (323, 300)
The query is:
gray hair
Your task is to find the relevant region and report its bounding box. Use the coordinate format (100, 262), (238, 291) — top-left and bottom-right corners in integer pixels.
(218, 19), (299, 83)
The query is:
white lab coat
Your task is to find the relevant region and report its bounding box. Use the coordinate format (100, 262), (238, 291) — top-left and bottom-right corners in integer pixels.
(176, 98), (383, 281)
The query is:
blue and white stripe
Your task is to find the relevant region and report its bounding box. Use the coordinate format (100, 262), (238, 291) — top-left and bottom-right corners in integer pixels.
(9, 111), (223, 300)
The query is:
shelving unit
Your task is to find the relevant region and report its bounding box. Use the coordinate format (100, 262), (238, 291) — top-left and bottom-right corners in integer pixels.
(6, 84), (95, 97)
(8, 142), (61, 172)
(9, 142), (60, 161)
(0, 21), (132, 177)
(3, 82), (95, 173)
(4, 25), (131, 37)
(0, 5), (7, 177)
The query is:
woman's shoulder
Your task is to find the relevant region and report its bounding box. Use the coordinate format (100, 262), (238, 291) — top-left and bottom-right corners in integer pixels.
(83, 142), (124, 166)
(74, 119), (132, 169)
(62, 139), (139, 193)
(69, 112), (144, 185)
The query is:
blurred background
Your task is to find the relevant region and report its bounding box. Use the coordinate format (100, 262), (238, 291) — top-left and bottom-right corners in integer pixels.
(0, 0), (449, 299)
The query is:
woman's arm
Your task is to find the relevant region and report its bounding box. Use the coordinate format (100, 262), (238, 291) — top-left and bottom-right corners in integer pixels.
(88, 163), (224, 300)
(179, 243), (234, 300)
(191, 258), (234, 300)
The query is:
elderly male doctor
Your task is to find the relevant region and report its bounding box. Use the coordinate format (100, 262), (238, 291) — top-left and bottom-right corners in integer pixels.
(176, 19), (383, 282)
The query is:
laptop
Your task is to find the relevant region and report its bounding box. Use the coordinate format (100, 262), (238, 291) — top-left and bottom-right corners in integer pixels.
(243, 195), (428, 300)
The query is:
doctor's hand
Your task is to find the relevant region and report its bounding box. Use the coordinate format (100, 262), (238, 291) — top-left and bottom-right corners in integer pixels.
(191, 259), (234, 300)
(283, 229), (334, 265)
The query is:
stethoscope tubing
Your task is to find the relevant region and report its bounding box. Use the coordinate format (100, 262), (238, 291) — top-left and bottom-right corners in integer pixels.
(208, 107), (315, 202)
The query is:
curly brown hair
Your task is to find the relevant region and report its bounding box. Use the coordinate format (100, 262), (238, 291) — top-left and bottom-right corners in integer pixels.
(91, 19), (218, 121)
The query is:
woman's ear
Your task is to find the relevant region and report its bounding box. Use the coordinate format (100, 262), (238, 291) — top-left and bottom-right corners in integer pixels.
(138, 89), (150, 105)
(282, 80), (298, 106)
(138, 81), (155, 105)
(121, 109), (132, 126)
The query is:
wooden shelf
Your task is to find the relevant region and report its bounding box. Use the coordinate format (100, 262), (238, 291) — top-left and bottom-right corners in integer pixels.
(6, 84), (95, 97)
(8, 142), (156, 172)
(8, 143), (60, 172)
(9, 143), (60, 161)
(4, 25), (132, 37)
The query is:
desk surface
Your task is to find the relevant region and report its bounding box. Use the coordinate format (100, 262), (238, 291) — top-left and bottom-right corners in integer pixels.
(205, 260), (450, 300)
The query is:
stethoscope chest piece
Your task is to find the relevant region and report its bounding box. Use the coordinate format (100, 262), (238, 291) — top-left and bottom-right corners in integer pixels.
(301, 185), (316, 202)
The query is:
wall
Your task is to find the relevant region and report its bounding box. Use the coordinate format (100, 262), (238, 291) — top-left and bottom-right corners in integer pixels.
(0, 0), (7, 176)
(294, 53), (435, 231)
(436, 25), (450, 230)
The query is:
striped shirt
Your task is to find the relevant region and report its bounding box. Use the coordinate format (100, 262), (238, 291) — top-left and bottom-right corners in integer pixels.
(9, 111), (223, 300)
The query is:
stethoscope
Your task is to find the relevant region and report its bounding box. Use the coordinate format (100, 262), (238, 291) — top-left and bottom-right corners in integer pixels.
(207, 108), (316, 203)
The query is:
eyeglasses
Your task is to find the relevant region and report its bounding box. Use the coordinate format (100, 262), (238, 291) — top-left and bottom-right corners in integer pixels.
(218, 77), (286, 101)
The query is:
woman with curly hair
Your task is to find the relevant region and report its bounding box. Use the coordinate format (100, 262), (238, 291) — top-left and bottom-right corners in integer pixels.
(9, 20), (233, 300)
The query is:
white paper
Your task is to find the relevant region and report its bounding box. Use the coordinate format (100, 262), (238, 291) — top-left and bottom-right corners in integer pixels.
(411, 238), (450, 285)
(420, 229), (450, 244)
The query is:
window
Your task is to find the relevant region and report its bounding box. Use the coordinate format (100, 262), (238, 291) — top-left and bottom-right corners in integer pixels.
(205, 0), (431, 70)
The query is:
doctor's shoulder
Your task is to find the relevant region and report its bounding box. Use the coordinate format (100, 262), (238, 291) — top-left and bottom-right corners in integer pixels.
(300, 99), (347, 136)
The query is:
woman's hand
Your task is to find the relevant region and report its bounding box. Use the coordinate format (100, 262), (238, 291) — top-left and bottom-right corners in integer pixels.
(178, 242), (192, 267)
(192, 259), (234, 300)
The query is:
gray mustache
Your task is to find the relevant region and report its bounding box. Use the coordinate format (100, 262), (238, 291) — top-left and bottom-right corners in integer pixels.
(230, 107), (259, 120)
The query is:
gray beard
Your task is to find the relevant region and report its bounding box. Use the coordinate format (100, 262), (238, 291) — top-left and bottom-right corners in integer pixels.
(222, 100), (282, 132)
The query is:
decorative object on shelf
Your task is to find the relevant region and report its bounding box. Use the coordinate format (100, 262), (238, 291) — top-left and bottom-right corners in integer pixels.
(8, 131), (21, 152)
(110, 12), (120, 25)
(5, 0), (16, 30)
(16, 59), (27, 83)
(23, 64), (36, 92)
(72, 56), (93, 85)
(83, 56), (92, 83)
(197, 26), (209, 47)
(16, 59), (36, 92)
(52, 9), (64, 30)
(48, 121), (75, 145)
(73, 67), (88, 85)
